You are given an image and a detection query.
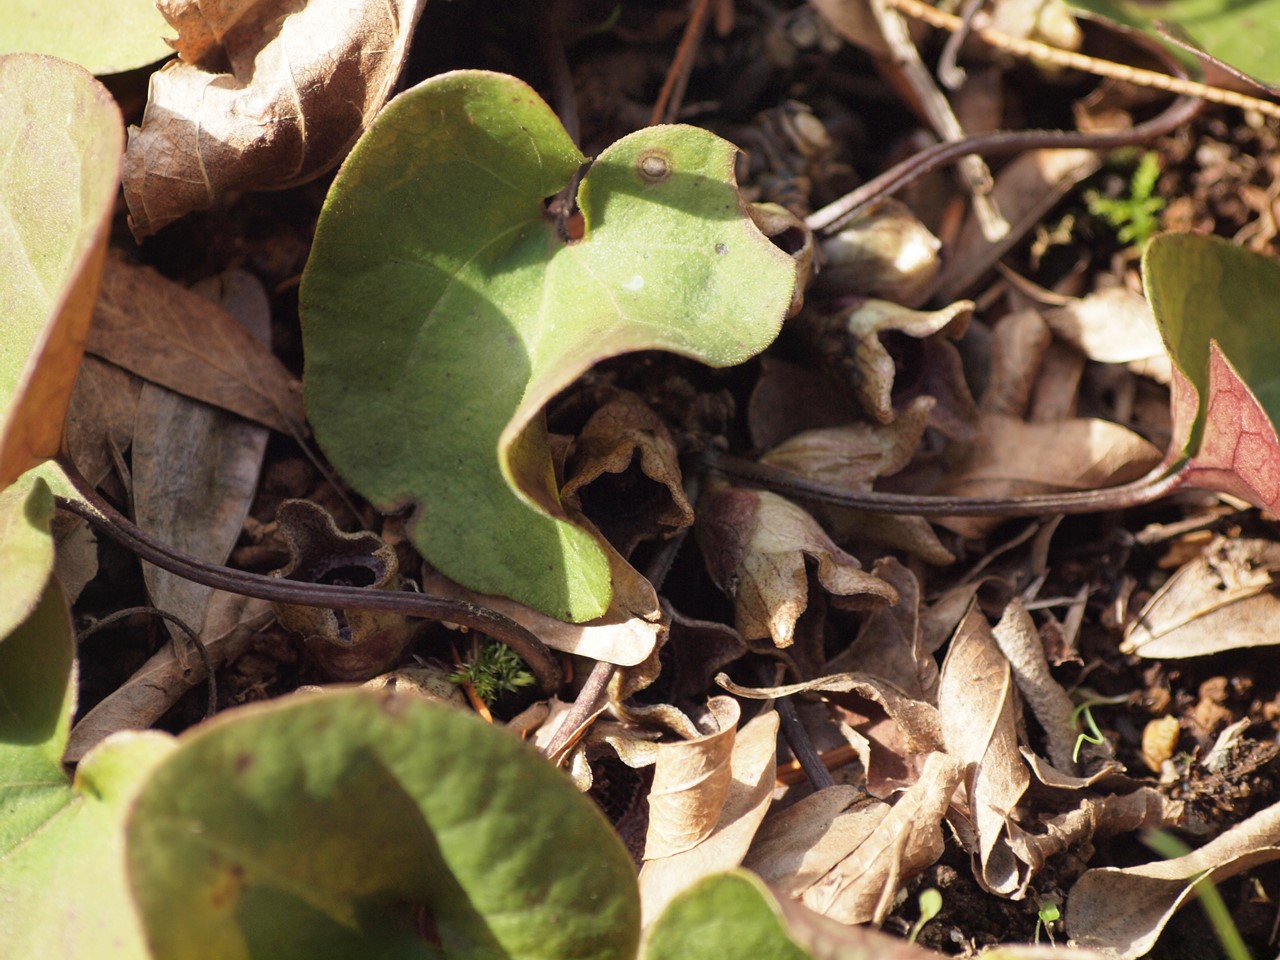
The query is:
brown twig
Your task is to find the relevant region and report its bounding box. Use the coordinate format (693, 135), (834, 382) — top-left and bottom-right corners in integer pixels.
(54, 454), (563, 695)
(650, 0), (715, 125)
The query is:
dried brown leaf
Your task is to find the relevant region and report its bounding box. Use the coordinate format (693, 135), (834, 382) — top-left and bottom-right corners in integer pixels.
(697, 480), (898, 646)
(1067, 801), (1280, 958)
(124, 0), (427, 236)
(637, 708), (779, 925)
(1122, 535), (1280, 657)
(87, 259), (304, 435)
(65, 355), (141, 489)
(980, 309), (1051, 419)
(818, 198), (941, 306)
(1045, 285), (1172, 384)
(747, 356), (863, 451)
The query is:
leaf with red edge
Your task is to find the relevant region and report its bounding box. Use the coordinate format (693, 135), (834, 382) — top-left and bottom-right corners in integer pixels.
(1144, 233), (1280, 511)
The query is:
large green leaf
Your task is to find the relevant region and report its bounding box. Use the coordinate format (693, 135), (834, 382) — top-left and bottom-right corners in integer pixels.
(0, 580), (173, 958)
(1071, 0), (1280, 86)
(643, 871), (811, 960)
(1144, 233), (1280, 511)
(0, 473), (54, 641)
(0, 53), (122, 489)
(125, 690), (641, 960)
(1, 0), (172, 74)
(301, 69), (794, 621)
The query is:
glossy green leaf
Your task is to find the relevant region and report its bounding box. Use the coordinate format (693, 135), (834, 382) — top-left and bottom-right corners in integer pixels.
(301, 69), (794, 621)
(0, 580), (172, 958)
(126, 690), (641, 960)
(0, 472), (54, 641)
(1, 1), (172, 74)
(0, 54), (123, 489)
(1144, 233), (1280, 511)
(643, 871), (810, 960)
(1071, 0), (1280, 86)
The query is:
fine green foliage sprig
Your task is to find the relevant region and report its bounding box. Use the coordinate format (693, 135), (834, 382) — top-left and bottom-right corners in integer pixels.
(449, 639), (536, 705)
(1086, 150), (1165, 246)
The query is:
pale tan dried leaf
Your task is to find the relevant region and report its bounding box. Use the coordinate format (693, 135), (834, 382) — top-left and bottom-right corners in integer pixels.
(697, 480), (898, 646)
(938, 415), (1162, 538)
(932, 149), (1102, 302)
(1067, 801), (1280, 958)
(939, 605), (1031, 897)
(992, 598), (1081, 771)
(562, 390), (693, 555)
(801, 751), (964, 924)
(643, 697), (740, 860)
(807, 0), (892, 57)
(1027, 340), (1085, 424)
(981, 309), (1051, 419)
(746, 786), (888, 899)
(1045, 285), (1172, 384)
(1122, 536), (1280, 657)
(980, 946), (1113, 960)
(66, 593), (273, 761)
(134, 270), (272, 647)
(420, 567), (662, 666)
(87, 259), (305, 435)
(125, 0), (427, 236)
(637, 709), (779, 925)
(824, 509), (956, 566)
(819, 198), (941, 306)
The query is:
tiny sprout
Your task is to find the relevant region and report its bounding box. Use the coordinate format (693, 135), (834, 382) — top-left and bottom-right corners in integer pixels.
(1035, 899), (1061, 945)
(907, 888), (943, 944)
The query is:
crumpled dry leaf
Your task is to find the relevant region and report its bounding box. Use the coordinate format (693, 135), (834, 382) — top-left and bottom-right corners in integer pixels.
(87, 257), (305, 435)
(939, 605), (1032, 898)
(637, 707), (779, 925)
(124, 0), (427, 237)
(802, 297), (973, 425)
(981, 309), (1051, 419)
(782, 751), (964, 925)
(1122, 535), (1280, 658)
(1067, 800), (1280, 958)
(1045, 285), (1172, 384)
(747, 356), (863, 451)
(643, 697), (740, 860)
(65, 355), (141, 489)
(818, 198), (941, 307)
(562, 390), (693, 556)
(938, 414), (1163, 538)
(419, 565), (662, 667)
(761, 397), (955, 565)
(66, 592), (273, 762)
(697, 479), (898, 646)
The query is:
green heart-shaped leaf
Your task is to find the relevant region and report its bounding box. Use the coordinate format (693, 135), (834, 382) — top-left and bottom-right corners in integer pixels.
(0, 473), (54, 641)
(1144, 233), (1280, 510)
(301, 69), (794, 621)
(126, 691), (641, 960)
(0, 53), (123, 489)
(0, 580), (173, 958)
(643, 871), (810, 960)
(0, 0), (172, 74)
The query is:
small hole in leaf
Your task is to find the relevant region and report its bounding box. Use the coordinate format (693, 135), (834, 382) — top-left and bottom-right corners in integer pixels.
(769, 226), (807, 256)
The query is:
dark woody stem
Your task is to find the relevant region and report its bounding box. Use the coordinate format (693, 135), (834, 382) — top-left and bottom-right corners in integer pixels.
(700, 449), (1188, 516)
(52, 454), (562, 694)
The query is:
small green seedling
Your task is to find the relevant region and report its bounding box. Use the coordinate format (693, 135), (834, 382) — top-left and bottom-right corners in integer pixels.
(907, 888), (943, 945)
(449, 638), (536, 706)
(1085, 150), (1165, 246)
(1035, 897), (1062, 946)
(1071, 689), (1128, 763)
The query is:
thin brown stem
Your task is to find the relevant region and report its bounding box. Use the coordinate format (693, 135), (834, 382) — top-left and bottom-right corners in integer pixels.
(701, 449), (1188, 516)
(54, 455), (562, 694)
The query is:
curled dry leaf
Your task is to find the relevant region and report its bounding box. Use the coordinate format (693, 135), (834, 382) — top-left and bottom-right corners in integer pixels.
(637, 708), (779, 925)
(697, 480), (898, 646)
(562, 390), (694, 556)
(761, 396), (955, 565)
(1067, 801), (1280, 958)
(748, 202), (815, 316)
(1122, 535), (1280, 658)
(818, 198), (941, 307)
(801, 297), (973, 425)
(643, 697), (740, 860)
(747, 357), (863, 451)
(981, 309), (1051, 419)
(938, 414), (1163, 538)
(938, 605), (1032, 897)
(124, 0), (427, 237)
